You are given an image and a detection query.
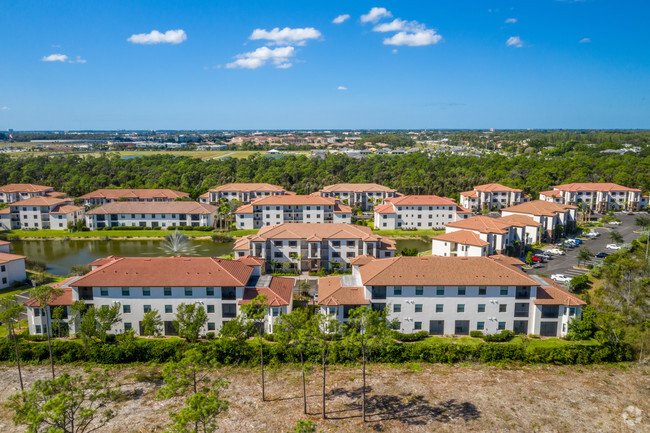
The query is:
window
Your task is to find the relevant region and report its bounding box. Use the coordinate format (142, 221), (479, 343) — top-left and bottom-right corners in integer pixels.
(499, 304), (507, 313)
(207, 305), (215, 313)
(206, 287), (214, 296)
(436, 304), (443, 313)
(569, 307), (576, 316)
(100, 288), (108, 297)
(331, 251), (340, 258)
(458, 287), (466, 296)
(393, 304), (401, 313)
(164, 287), (172, 296)
(122, 288), (130, 296)
(143, 287), (150, 296)
(208, 322), (216, 331)
(415, 286), (423, 296)
(477, 304), (485, 313)
(415, 304), (423, 313)
(436, 286), (444, 296)
(477, 321), (485, 331)
(34, 308), (40, 317)
(274, 252), (282, 258)
(500, 286), (508, 296)
(161, 305), (172, 314)
(144, 305), (151, 313)
(498, 322), (506, 330)
(35, 325), (41, 334)
(289, 240), (297, 247)
(272, 307), (281, 316)
(185, 287), (193, 297)
(414, 321), (422, 330)
(124, 323), (132, 330)
(0, 265), (5, 272)
(332, 241), (340, 247)
(478, 286), (486, 295)
(393, 286), (402, 295)
(457, 304), (465, 313)
(123, 305), (131, 314)
(273, 240), (283, 247)
(222, 304), (237, 318)
(222, 287), (236, 300)
(328, 307), (336, 315)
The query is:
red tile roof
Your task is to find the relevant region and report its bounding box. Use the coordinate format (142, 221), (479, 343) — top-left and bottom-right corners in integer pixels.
(431, 231), (489, 247)
(78, 189), (189, 200)
(473, 183), (522, 193)
(0, 184), (53, 193)
(502, 200), (577, 217)
(25, 288), (74, 307)
(235, 255), (265, 267)
(385, 195), (458, 206)
(317, 276), (369, 306)
(239, 277), (294, 306)
(250, 195), (344, 206)
(460, 190), (478, 198)
(209, 183), (286, 193)
(9, 197), (73, 207)
(86, 201), (217, 215)
(71, 256), (253, 287)
(319, 183), (397, 193)
(534, 278), (586, 306)
(0, 252), (26, 264)
(539, 190), (563, 198)
(50, 205), (84, 214)
(553, 183), (640, 193)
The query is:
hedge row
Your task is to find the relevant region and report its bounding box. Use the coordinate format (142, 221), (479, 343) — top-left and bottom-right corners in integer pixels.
(0, 337), (633, 366)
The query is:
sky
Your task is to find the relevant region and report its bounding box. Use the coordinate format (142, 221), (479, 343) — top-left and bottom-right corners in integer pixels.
(0, 0), (649, 130)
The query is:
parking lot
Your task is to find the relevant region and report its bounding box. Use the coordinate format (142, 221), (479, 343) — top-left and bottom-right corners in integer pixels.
(526, 213), (644, 279)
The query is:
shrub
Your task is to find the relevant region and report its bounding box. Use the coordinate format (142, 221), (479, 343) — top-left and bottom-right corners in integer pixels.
(206, 332), (216, 340)
(469, 330), (484, 338)
(212, 234), (234, 243)
(391, 331), (429, 342)
(151, 226), (161, 231)
(482, 330), (515, 342)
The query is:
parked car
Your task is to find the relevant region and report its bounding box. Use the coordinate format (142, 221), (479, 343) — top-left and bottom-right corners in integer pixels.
(532, 255), (543, 262)
(530, 263), (542, 268)
(566, 238), (582, 245)
(606, 244), (622, 250)
(537, 253), (552, 260)
(551, 274), (572, 283)
(548, 248), (566, 255)
(595, 252), (609, 258)
(609, 221), (622, 225)
(564, 241), (577, 248)
(586, 231), (600, 237)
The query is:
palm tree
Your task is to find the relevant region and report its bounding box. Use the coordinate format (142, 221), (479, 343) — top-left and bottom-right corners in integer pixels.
(31, 285), (64, 379)
(609, 230), (624, 245)
(0, 296), (25, 393)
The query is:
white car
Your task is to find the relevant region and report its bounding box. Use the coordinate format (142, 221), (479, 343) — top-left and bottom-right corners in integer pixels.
(606, 244), (622, 250)
(551, 274), (572, 283)
(586, 231), (600, 237)
(547, 248), (566, 255)
(608, 221), (622, 225)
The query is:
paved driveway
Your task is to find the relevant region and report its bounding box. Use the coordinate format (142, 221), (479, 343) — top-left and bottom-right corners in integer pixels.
(528, 213), (644, 278)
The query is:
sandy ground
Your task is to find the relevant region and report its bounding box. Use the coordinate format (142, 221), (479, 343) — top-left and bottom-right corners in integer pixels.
(0, 363), (647, 432)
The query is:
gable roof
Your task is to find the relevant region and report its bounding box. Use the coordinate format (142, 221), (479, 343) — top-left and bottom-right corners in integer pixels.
(460, 190), (478, 198)
(317, 276), (369, 306)
(473, 183), (522, 193)
(553, 183), (640, 193)
(0, 184), (53, 193)
(539, 190), (563, 198)
(239, 277), (294, 306)
(71, 256), (253, 287)
(319, 183), (397, 193)
(431, 231), (489, 247)
(78, 189), (189, 200)
(25, 288), (74, 307)
(249, 195), (344, 206)
(501, 200), (577, 217)
(446, 214), (539, 234)
(209, 183), (286, 193)
(385, 195), (458, 206)
(0, 252), (26, 264)
(86, 201), (217, 215)
(357, 256), (538, 287)
(50, 204), (84, 215)
(9, 197), (73, 207)
(534, 277), (586, 306)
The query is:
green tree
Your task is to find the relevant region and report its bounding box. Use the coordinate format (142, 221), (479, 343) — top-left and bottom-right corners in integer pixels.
(174, 303), (208, 343)
(240, 294), (269, 401)
(635, 215), (650, 260)
(95, 302), (122, 342)
(275, 307), (314, 414)
(399, 247), (419, 256)
(51, 305), (67, 338)
(142, 308), (163, 336)
(344, 306), (394, 422)
(577, 247), (594, 267)
(7, 371), (121, 433)
(30, 285), (64, 378)
(78, 306), (98, 344)
(566, 305), (598, 341)
(313, 313), (340, 419)
(69, 299), (85, 335)
(0, 296), (26, 393)
(569, 274), (591, 293)
(218, 315), (249, 341)
(609, 230), (624, 245)
(525, 251), (534, 266)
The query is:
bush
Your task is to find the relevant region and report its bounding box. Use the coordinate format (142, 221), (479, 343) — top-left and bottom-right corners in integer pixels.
(206, 332), (215, 340)
(391, 330), (429, 342)
(482, 330), (515, 342)
(469, 330), (484, 338)
(151, 226), (161, 231)
(212, 234), (234, 243)
(143, 227), (152, 231)
(25, 258), (47, 272)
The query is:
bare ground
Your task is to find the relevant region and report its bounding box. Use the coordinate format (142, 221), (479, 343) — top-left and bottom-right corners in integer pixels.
(0, 363), (647, 432)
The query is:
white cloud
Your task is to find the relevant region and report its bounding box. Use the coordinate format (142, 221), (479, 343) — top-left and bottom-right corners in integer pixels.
(127, 29), (187, 45)
(1, 107), (8, 110)
(337, 86), (347, 90)
(332, 14), (350, 24)
(226, 46), (295, 69)
(42, 53), (68, 62)
(505, 18), (517, 24)
(506, 36), (523, 47)
(580, 37), (591, 43)
(70, 56), (86, 64)
(373, 18), (407, 32)
(383, 29), (442, 47)
(249, 27), (321, 46)
(392, 49), (398, 54)
(361, 7), (392, 23)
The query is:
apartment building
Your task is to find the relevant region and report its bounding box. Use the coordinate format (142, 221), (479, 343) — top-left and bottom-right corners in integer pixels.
(459, 183), (527, 211)
(78, 188), (189, 206)
(373, 196), (472, 230)
(436, 214), (542, 256)
(539, 182), (646, 211)
(0, 251), (26, 289)
(201, 183), (288, 205)
(85, 202), (217, 229)
(0, 183), (56, 204)
(317, 256), (584, 337)
(501, 200), (577, 241)
(1, 197), (84, 230)
(316, 183), (399, 211)
(235, 196), (352, 229)
(430, 231), (490, 257)
(234, 223), (396, 272)
(25, 256), (294, 336)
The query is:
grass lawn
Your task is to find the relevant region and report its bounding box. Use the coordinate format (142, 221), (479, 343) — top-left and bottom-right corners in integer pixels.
(0, 319), (28, 337)
(2, 228), (258, 239)
(373, 228), (444, 237)
(0, 285), (31, 299)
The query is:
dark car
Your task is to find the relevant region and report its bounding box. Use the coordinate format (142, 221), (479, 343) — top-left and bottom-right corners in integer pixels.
(595, 252), (609, 258)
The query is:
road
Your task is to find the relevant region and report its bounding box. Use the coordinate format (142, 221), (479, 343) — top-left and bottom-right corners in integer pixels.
(527, 213), (644, 279)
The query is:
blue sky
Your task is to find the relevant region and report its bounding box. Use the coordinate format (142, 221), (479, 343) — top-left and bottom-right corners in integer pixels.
(1, 0), (649, 130)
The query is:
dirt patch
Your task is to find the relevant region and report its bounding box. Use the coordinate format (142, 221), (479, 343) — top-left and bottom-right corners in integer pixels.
(0, 363), (647, 432)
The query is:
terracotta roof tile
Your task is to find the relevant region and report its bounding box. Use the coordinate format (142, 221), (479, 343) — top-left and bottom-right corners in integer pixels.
(432, 231), (489, 247)
(86, 201), (217, 215)
(502, 200), (577, 217)
(319, 183), (397, 193)
(249, 195), (343, 206)
(25, 288), (74, 307)
(0, 184), (53, 193)
(0, 252), (25, 264)
(534, 277), (586, 306)
(9, 197), (73, 207)
(553, 182), (640, 193)
(209, 183), (286, 193)
(239, 277), (294, 306)
(78, 189), (189, 200)
(317, 276), (369, 306)
(385, 195), (457, 206)
(50, 205), (84, 214)
(473, 183), (522, 193)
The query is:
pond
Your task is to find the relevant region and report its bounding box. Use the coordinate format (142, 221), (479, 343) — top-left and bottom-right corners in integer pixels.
(10, 238), (431, 276)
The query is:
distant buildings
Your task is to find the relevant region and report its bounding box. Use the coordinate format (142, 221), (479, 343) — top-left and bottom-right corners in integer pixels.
(501, 200), (577, 241)
(316, 183), (399, 211)
(234, 223), (395, 272)
(78, 189), (189, 206)
(539, 183), (647, 211)
(85, 202), (217, 229)
(235, 196), (352, 229)
(0, 183), (56, 204)
(373, 196), (472, 230)
(459, 183), (528, 211)
(201, 183), (289, 205)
